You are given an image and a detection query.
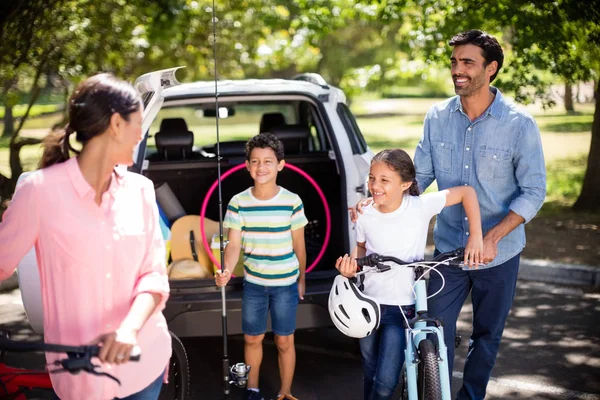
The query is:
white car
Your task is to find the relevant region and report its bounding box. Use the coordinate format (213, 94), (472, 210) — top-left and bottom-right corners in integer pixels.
(131, 67), (374, 338)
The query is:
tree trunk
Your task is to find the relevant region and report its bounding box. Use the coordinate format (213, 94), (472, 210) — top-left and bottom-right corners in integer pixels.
(2, 104), (14, 138)
(573, 81), (600, 212)
(564, 82), (574, 112)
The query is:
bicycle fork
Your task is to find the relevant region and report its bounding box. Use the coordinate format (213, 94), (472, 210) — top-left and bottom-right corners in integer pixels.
(404, 280), (452, 400)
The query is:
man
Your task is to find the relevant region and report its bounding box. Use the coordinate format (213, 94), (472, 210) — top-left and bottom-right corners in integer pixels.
(414, 30), (546, 399)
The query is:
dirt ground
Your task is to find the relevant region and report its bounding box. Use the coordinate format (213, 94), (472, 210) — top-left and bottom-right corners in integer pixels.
(521, 210), (600, 265)
(427, 210), (600, 266)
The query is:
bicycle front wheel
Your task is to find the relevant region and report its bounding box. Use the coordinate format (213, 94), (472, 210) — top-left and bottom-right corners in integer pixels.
(159, 332), (190, 400)
(417, 339), (442, 400)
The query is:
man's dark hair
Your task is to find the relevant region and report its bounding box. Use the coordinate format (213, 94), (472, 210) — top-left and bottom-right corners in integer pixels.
(449, 30), (504, 83)
(245, 133), (285, 161)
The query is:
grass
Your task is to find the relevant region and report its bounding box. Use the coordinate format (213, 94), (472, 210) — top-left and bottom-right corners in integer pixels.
(0, 97), (594, 214)
(0, 104), (64, 119)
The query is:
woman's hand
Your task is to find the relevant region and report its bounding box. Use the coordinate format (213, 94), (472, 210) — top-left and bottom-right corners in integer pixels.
(349, 198), (373, 223)
(335, 254), (358, 278)
(463, 235), (484, 269)
(94, 328), (138, 365)
(215, 269), (232, 287)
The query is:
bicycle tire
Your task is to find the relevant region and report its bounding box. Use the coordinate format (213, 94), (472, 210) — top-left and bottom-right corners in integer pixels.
(417, 339), (442, 400)
(159, 332), (190, 400)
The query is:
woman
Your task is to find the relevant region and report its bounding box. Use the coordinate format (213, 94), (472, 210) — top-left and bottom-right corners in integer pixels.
(0, 73), (171, 400)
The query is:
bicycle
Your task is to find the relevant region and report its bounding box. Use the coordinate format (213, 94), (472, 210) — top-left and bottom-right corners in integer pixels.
(0, 329), (140, 399)
(354, 248), (470, 400)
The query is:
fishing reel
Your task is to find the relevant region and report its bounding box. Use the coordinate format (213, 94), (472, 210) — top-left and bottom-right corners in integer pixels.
(229, 362), (251, 388)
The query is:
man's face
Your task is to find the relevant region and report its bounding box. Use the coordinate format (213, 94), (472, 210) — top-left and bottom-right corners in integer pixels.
(450, 44), (495, 97)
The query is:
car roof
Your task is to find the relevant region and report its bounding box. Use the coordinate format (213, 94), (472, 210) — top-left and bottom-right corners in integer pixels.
(163, 78), (337, 100)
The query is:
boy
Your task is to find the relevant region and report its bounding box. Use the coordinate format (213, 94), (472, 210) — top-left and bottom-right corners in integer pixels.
(215, 133), (307, 400)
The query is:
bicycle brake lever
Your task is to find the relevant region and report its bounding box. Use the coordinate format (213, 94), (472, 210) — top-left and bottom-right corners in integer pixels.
(376, 263), (391, 272)
(88, 366), (122, 385)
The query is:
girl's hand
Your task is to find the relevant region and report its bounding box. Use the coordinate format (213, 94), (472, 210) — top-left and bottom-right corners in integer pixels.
(94, 328), (138, 365)
(349, 198), (373, 223)
(215, 269), (232, 287)
(464, 235), (484, 269)
(335, 254), (358, 278)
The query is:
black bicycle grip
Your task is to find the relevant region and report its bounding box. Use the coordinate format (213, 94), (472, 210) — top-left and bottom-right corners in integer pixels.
(90, 345), (142, 362)
(355, 253), (380, 267)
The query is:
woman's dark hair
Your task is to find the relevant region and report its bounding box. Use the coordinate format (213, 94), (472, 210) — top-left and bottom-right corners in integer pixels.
(371, 149), (420, 196)
(449, 30), (504, 83)
(39, 73), (141, 168)
(245, 133), (285, 161)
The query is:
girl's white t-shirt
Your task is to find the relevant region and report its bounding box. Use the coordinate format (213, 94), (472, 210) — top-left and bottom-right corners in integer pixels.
(355, 192), (447, 305)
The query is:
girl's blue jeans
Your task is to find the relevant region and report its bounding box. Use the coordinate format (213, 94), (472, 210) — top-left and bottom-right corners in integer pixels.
(359, 304), (415, 400)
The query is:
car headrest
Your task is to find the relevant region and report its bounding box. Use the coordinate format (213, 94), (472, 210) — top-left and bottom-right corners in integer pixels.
(269, 124), (311, 154)
(217, 140), (247, 157)
(259, 112), (286, 133)
(269, 124), (311, 140)
(154, 118), (194, 160)
(155, 131), (194, 149)
(160, 117), (189, 132)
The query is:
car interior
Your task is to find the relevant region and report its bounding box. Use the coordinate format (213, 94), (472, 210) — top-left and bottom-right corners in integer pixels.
(142, 99), (346, 277)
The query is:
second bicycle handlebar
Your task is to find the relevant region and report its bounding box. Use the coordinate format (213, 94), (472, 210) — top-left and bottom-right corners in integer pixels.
(0, 336), (140, 362)
(355, 248), (466, 271)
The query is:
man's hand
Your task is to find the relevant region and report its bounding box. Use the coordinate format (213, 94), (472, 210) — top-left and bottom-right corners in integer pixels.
(482, 235), (498, 264)
(335, 254), (358, 278)
(215, 269), (232, 287)
(298, 276), (305, 300)
(349, 197), (373, 223)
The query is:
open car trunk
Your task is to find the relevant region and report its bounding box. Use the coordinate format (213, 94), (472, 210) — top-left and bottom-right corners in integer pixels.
(143, 151), (345, 280)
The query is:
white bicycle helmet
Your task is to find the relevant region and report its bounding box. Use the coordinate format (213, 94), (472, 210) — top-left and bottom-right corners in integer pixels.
(328, 274), (380, 338)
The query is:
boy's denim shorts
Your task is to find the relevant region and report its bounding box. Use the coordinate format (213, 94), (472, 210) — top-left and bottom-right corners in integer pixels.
(242, 280), (299, 336)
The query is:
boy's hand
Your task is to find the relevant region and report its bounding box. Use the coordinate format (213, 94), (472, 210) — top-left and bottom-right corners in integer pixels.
(335, 254), (358, 278)
(464, 235), (484, 269)
(215, 269), (232, 287)
(349, 198), (373, 223)
(298, 276), (305, 300)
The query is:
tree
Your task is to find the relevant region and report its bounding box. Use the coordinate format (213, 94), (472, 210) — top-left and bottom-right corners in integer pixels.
(371, 0), (600, 211)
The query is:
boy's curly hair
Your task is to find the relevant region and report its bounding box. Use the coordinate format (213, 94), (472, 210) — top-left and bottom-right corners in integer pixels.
(245, 133), (285, 161)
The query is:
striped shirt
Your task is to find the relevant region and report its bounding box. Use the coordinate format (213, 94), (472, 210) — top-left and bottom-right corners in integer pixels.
(224, 187), (308, 286)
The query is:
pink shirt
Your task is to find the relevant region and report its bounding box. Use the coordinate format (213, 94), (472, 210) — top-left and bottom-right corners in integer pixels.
(0, 157), (171, 400)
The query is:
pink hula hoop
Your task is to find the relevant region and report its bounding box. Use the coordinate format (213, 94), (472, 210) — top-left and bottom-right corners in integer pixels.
(200, 163), (331, 274)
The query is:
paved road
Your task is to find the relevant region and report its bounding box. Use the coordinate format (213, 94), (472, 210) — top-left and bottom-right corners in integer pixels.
(2, 280), (599, 399)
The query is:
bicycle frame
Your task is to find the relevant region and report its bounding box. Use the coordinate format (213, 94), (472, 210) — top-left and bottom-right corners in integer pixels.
(0, 363), (53, 399)
(404, 276), (451, 400)
(355, 249), (467, 400)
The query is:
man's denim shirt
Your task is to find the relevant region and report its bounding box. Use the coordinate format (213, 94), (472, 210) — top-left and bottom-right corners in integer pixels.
(414, 87), (546, 268)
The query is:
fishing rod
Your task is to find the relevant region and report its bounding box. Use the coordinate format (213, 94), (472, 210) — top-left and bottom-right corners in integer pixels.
(210, 1), (249, 398)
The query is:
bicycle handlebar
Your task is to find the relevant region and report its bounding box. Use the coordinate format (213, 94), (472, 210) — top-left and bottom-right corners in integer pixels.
(0, 334), (140, 385)
(356, 248), (466, 270)
(0, 337), (140, 362)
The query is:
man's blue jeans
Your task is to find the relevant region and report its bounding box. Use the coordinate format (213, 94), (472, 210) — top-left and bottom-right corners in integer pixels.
(359, 304), (415, 400)
(428, 252), (520, 400)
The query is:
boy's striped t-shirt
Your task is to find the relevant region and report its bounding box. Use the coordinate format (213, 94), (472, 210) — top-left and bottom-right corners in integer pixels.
(223, 187), (308, 286)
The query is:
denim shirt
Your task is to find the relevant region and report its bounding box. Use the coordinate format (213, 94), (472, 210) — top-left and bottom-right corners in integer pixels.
(414, 87), (546, 268)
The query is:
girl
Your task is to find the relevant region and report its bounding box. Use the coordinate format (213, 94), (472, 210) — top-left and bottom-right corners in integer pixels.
(336, 149), (483, 400)
(0, 74), (171, 400)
